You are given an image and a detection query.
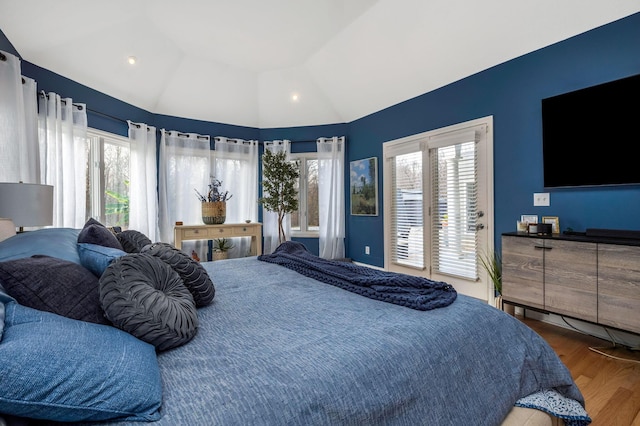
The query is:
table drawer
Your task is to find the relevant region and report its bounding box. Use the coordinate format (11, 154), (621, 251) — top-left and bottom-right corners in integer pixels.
(233, 225), (257, 236)
(208, 227), (233, 238)
(182, 228), (208, 238)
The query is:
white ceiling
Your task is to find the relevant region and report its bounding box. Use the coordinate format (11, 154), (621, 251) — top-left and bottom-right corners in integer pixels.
(1, 0), (638, 128)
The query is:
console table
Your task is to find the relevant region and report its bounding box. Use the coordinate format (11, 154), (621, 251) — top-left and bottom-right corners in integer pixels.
(174, 223), (262, 256)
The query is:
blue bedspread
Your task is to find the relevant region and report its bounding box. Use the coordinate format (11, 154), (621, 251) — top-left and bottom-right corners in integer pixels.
(93, 256), (589, 426)
(258, 241), (457, 310)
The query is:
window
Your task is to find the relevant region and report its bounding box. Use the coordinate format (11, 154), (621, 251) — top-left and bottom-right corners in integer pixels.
(390, 151), (424, 268)
(429, 140), (478, 280)
(291, 154), (319, 236)
(86, 129), (130, 228)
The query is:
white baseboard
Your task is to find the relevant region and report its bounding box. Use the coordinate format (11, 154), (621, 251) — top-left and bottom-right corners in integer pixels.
(353, 261), (385, 271)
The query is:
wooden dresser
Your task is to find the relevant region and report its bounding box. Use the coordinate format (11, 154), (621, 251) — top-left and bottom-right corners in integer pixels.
(502, 231), (640, 335)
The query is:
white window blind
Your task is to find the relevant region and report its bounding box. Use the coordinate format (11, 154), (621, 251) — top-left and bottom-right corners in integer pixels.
(429, 129), (479, 280)
(389, 150), (424, 269)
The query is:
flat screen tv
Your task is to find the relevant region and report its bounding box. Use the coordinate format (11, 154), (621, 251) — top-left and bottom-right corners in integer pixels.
(541, 73), (640, 188)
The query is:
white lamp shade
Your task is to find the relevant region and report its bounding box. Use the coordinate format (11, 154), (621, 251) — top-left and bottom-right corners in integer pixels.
(0, 183), (54, 228)
(0, 218), (16, 242)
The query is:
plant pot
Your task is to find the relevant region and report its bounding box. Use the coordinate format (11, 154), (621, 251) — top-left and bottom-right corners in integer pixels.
(495, 295), (516, 316)
(212, 251), (228, 261)
(202, 201), (226, 224)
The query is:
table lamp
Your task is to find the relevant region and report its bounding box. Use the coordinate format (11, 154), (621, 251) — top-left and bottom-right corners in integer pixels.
(0, 182), (54, 232)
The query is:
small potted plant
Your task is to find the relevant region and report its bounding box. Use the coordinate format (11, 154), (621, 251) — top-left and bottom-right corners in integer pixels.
(195, 177), (232, 225)
(213, 238), (234, 261)
(478, 250), (514, 314)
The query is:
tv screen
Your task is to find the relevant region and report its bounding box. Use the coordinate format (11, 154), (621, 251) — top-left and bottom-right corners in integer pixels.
(541, 73), (640, 188)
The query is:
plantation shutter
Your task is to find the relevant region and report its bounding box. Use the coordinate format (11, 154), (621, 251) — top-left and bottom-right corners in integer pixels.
(429, 129), (480, 280)
(387, 141), (425, 269)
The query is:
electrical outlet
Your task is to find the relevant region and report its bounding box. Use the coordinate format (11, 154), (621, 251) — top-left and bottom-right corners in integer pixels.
(533, 192), (550, 207)
(365, 246), (370, 255)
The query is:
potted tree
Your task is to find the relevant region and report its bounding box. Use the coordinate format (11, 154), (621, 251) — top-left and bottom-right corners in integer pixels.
(213, 238), (234, 261)
(259, 150), (299, 245)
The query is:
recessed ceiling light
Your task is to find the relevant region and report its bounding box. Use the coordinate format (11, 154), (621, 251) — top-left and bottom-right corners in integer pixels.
(127, 56), (137, 65)
(291, 93), (300, 102)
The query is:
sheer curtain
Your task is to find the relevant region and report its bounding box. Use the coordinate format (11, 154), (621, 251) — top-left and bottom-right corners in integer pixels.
(0, 50), (38, 183)
(158, 129), (210, 245)
(128, 121), (159, 241)
(213, 137), (259, 257)
(262, 140), (291, 254)
(317, 136), (345, 259)
(38, 92), (88, 228)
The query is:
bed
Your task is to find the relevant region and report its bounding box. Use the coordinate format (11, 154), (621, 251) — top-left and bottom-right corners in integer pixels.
(0, 226), (591, 426)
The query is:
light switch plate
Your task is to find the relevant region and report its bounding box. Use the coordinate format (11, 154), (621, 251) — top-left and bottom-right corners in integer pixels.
(534, 192), (550, 206)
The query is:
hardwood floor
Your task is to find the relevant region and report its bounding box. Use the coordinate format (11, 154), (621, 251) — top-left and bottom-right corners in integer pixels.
(520, 316), (640, 426)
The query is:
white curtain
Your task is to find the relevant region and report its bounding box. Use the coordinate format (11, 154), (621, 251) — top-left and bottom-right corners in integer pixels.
(23, 77), (39, 183)
(0, 50), (38, 183)
(158, 129), (210, 245)
(38, 92), (88, 228)
(128, 121), (159, 241)
(213, 137), (259, 257)
(317, 136), (345, 259)
(262, 140), (291, 254)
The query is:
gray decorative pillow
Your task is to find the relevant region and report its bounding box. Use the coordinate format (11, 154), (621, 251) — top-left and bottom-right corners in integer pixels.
(116, 230), (152, 253)
(99, 254), (198, 351)
(77, 218), (123, 250)
(141, 242), (215, 307)
(0, 255), (110, 325)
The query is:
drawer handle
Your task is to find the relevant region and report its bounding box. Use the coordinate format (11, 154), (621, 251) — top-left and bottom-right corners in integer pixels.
(242, 227), (247, 232)
(534, 245), (552, 250)
(219, 229), (224, 233)
(194, 230), (199, 234)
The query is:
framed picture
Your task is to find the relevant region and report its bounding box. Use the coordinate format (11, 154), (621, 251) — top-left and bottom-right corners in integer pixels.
(520, 215), (538, 224)
(542, 216), (560, 234)
(350, 157), (378, 216)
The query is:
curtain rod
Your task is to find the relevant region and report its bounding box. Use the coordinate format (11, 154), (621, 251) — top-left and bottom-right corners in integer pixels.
(37, 91), (148, 128)
(176, 132), (209, 140)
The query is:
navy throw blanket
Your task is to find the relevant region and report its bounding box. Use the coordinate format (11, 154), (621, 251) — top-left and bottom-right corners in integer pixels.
(258, 241), (457, 311)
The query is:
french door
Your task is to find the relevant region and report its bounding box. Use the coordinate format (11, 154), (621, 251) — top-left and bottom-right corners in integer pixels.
(383, 116), (494, 302)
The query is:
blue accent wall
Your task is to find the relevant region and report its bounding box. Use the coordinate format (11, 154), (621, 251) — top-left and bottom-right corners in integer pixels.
(346, 12), (640, 266)
(2, 12), (639, 267)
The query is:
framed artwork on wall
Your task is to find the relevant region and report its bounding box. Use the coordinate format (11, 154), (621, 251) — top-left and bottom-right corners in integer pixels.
(350, 157), (378, 216)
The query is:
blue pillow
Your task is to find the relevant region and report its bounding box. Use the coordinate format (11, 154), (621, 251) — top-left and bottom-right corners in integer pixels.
(0, 301), (162, 422)
(0, 228), (81, 264)
(78, 242), (127, 277)
(0, 284), (14, 341)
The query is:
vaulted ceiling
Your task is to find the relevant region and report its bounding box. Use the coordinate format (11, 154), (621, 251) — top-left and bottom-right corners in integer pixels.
(1, 1), (638, 128)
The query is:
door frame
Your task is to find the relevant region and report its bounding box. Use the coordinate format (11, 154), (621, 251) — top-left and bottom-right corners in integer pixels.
(382, 116), (495, 303)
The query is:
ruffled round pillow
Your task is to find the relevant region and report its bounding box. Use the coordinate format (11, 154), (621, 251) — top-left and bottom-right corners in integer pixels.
(141, 243), (215, 307)
(99, 254), (198, 351)
(116, 230), (152, 253)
